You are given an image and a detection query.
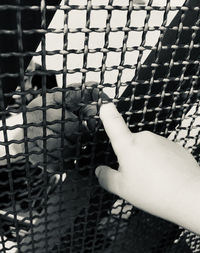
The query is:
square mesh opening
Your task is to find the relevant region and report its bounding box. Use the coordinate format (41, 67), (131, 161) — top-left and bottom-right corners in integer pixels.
(0, 0), (200, 252)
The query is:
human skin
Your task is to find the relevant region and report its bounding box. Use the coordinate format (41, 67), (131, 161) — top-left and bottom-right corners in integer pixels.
(95, 103), (200, 235)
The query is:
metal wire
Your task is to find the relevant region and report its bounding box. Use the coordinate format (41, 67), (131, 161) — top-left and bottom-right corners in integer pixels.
(0, 0), (200, 252)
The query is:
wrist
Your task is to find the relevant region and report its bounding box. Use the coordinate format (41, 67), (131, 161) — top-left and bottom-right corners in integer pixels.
(164, 174), (200, 235)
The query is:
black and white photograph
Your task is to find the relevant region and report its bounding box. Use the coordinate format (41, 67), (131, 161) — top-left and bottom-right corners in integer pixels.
(0, 0), (200, 252)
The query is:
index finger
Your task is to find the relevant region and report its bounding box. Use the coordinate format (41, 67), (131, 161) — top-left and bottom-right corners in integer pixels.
(100, 103), (132, 157)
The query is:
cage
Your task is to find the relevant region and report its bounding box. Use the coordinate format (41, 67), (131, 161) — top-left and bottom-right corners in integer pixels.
(0, 0), (200, 252)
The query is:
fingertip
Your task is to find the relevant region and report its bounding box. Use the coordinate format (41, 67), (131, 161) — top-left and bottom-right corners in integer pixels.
(95, 165), (121, 195)
(95, 166), (100, 178)
(95, 166), (103, 178)
(99, 103), (132, 157)
(99, 103), (124, 126)
(99, 102), (116, 117)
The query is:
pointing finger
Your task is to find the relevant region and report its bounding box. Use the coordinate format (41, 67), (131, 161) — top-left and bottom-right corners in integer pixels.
(99, 103), (132, 158)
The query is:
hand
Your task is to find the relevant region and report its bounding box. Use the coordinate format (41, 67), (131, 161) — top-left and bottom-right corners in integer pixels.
(0, 82), (109, 172)
(95, 103), (200, 234)
(26, 82), (109, 172)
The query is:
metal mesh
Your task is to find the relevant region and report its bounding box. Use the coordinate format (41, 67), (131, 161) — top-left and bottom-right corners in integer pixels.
(0, 0), (200, 252)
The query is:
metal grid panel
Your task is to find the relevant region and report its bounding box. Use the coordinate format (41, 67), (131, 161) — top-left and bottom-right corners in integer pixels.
(0, 0), (200, 252)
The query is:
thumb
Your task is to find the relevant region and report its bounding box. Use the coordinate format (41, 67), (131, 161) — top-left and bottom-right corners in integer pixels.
(95, 165), (121, 196)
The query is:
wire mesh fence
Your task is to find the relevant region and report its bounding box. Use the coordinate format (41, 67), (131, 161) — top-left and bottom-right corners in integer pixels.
(0, 0), (200, 252)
